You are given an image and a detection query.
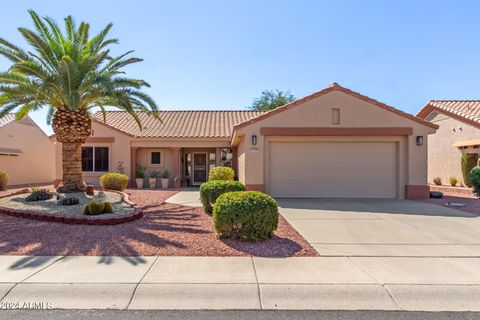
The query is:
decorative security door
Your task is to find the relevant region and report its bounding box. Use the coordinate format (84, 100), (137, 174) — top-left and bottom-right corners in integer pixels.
(192, 152), (208, 185)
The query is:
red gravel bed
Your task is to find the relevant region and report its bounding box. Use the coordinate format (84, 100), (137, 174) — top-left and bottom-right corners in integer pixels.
(0, 188), (318, 257)
(415, 189), (480, 216)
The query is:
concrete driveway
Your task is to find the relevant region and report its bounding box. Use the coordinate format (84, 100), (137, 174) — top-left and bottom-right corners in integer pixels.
(277, 198), (480, 257)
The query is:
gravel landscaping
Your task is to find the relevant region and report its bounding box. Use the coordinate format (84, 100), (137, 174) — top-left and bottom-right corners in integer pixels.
(0, 189), (134, 216)
(0, 188), (318, 257)
(415, 188), (480, 216)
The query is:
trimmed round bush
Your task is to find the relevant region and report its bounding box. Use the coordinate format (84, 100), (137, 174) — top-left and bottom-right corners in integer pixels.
(470, 166), (480, 197)
(199, 180), (246, 214)
(99, 173), (129, 191)
(0, 171), (7, 191)
(213, 191), (279, 241)
(208, 167), (235, 181)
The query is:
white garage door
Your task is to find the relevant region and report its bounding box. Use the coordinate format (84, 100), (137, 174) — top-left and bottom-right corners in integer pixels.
(268, 141), (397, 198)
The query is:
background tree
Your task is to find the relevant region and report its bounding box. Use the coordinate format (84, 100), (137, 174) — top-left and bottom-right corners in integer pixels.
(0, 10), (159, 192)
(250, 89), (295, 111)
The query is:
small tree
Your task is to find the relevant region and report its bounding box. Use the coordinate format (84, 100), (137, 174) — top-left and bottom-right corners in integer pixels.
(461, 153), (478, 187)
(469, 166), (480, 197)
(250, 90), (295, 111)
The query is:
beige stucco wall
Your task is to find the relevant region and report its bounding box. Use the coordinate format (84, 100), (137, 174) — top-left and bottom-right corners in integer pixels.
(54, 120), (231, 187)
(0, 118), (55, 186)
(425, 111), (479, 186)
(54, 120), (132, 186)
(235, 90), (435, 196)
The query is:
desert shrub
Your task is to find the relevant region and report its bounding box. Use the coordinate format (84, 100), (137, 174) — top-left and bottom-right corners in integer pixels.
(0, 171), (7, 191)
(25, 189), (54, 202)
(470, 166), (480, 197)
(83, 199), (114, 215)
(103, 202), (114, 213)
(99, 173), (129, 191)
(213, 191), (278, 241)
(449, 176), (458, 187)
(199, 180), (246, 214)
(208, 167), (235, 181)
(433, 177), (442, 185)
(461, 153), (478, 187)
(60, 197), (80, 206)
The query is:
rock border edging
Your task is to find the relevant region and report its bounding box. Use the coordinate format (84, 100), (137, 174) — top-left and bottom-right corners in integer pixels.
(0, 189), (143, 225)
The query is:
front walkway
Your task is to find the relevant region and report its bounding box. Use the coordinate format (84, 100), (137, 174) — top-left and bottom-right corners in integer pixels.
(0, 255), (479, 311)
(165, 188), (202, 207)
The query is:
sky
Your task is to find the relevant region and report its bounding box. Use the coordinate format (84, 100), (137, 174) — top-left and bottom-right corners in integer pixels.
(0, 0), (479, 135)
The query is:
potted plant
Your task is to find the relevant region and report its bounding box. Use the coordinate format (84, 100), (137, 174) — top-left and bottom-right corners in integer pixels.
(161, 169), (170, 189)
(135, 165), (145, 188)
(148, 170), (160, 188)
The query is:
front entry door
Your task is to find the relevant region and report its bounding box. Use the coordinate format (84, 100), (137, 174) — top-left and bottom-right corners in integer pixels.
(192, 152), (208, 185)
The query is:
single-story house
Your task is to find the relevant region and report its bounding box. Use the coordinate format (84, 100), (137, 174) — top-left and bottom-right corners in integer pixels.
(417, 100), (480, 186)
(0, 114), (56, 186)
(53, 83), (437, 199)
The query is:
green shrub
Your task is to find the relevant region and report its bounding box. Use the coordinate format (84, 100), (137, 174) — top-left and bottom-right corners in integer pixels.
(208, 167), (235, 181)
(136, 164), (146, 179)
(99, 173), (129, 191)
(60, 197), (80, 206)
(470, 166), (480, 197)
(103, 202), (113, 213)
(213, 191), (279, 241)
(199, 180), (246, 214)
(461, 153), (478, 187)
(25, 189), (54, 202)
(449, 176), (458, 187)
(433, 177), (442, 185)
(83, 199), (115, 215)
(0, 171), (7, 191)
(161, 169), (169, 179)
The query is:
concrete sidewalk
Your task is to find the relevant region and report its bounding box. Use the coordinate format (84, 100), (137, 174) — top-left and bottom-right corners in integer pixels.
(0, 256), (479, 311)
(165, 189), (202, 207)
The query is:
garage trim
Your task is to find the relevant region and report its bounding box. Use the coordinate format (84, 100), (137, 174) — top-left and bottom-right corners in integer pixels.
(260, 127), (413, 136)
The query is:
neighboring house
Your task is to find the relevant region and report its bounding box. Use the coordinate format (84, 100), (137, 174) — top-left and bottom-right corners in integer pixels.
(53, 83), (437, 199)
(417, 100), (480, 186)
(0, 114), (56, 186)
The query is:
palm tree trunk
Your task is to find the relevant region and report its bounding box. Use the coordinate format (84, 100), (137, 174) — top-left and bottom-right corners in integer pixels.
(58, 142), (85, 193)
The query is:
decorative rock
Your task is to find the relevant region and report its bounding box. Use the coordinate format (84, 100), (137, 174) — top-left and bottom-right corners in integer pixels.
(85, 185), (95, 196)
(430, 191), (443, 199)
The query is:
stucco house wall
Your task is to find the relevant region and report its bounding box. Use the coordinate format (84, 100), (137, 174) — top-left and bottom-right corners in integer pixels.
(424, 111), (479, 186)
(234, 89), (435, 198)
(0, 117), (55, 186)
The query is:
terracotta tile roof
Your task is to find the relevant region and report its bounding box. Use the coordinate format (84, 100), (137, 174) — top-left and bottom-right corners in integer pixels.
(234, 82), (438, 131)
(0, 114), (16, 127)
(417, 100), (480, 127)
(92, 110), (267, 138)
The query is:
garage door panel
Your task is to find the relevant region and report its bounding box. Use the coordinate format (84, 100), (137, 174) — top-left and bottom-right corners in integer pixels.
(269, 141), (397, 198)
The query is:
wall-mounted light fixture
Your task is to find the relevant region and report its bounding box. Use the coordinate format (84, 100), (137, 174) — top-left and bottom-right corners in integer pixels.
(416, 135), (423, 146)
(251, 134), (257, 145)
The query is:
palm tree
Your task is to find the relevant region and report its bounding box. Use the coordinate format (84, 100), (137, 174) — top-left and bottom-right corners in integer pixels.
(0, 10), (159, 193)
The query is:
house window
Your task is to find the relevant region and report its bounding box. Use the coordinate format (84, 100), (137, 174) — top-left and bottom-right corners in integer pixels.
(82, 147), (109, 172)
(151, 151), (161, 165)
(332, 108), (340, 125)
